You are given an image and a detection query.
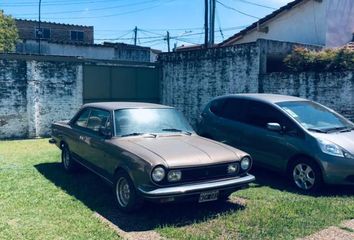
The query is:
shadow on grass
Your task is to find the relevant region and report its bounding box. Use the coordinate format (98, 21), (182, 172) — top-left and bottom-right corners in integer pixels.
(250, 166), (354, 197)
(35, 162), (245, 232)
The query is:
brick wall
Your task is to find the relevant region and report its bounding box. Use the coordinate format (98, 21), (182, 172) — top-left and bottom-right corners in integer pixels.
(0, 55), (82, 139)
(261, 72), (354, 121)
(16, 19), (94, 44)
(159, 43), (261, 124)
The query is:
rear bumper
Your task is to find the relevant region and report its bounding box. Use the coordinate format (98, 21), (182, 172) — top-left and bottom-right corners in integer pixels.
(138, 174), (255, 199)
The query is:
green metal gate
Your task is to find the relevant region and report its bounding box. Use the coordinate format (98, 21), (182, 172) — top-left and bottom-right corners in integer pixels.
(83, 62), (160, 103)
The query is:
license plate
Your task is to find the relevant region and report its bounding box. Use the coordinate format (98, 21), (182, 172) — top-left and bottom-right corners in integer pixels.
(199, 190), (219, 203)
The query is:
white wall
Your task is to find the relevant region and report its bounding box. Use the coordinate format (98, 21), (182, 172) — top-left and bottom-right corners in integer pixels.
(326, 0), (354, 47)
(236, 0), (327, 46)
(233, 0), (354, 47)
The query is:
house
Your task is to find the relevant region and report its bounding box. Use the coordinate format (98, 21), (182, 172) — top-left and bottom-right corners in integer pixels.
(15, 19), (159, 62)
(15, 19), (94, 44)
(220, 0), (354, 48)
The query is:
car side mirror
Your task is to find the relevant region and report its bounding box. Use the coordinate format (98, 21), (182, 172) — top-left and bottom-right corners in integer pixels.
(267, 122), (282, 132)
(99, 127), (112, 138)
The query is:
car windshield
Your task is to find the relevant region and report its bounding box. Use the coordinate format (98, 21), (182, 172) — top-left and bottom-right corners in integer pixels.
(277, 101), (353, 133)
(114, 108), (194, 137)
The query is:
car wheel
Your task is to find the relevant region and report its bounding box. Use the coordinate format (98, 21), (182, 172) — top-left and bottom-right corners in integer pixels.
(289, 158), (323, 192)
(61, 144), (77, 173)
(114, 171), (143, 212)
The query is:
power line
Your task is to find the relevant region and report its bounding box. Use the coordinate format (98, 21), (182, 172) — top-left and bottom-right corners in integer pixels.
(216, 0), (259, 19)
(17, 0), (159, 16)
(0, 0), (129, 7)
(232, 0), (277, 10)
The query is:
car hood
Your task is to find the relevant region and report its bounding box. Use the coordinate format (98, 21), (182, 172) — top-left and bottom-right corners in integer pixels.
(311, 131), (354, 154)
(113, 135), (247, 168)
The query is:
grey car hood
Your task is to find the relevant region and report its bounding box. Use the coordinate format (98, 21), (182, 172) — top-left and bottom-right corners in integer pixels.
(118, 135), (246, 168)
(311, 130), (354, 154)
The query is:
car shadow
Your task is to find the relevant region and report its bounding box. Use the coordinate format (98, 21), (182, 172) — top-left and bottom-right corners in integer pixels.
(250, 166), (354, 197)
(35, 162), (245, 232)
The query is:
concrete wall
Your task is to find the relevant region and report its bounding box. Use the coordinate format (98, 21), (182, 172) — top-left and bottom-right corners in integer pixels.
(236, 0), (327, 46)
(16, 40), (153, 62)
(261, 72), (354, 121)
(159, 42), (261, 124)
(326, 0), (354, 47)
(0, 55), (83, 139)
(232, 0), (354, 47)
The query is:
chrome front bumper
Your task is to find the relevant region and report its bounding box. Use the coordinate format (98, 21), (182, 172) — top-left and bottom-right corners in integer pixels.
(138, 174), (255, 198)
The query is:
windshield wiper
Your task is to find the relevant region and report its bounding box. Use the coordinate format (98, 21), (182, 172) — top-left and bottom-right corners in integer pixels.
(121, 132), (157, 138)
(307, 128), (328, 133)
(162, 128), (192, 135)
(325, 126), (354, 133)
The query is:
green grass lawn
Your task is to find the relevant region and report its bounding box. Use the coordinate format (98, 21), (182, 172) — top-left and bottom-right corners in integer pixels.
(1, 139), (354, 240)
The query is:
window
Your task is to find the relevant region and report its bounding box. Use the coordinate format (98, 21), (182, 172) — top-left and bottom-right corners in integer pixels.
(244, 101), (297, 133)
(86, 109), (110, 132)
(70, 31), (84, 41)
(219, 98), (247, 123)
(35, 28), (50, 39)
(74, 108), (91, 127)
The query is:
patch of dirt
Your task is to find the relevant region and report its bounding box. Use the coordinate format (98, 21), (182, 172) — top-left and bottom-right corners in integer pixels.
(299, 220), (354, 240)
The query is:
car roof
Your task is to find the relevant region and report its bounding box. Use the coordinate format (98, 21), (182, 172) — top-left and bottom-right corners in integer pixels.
(216, 93), (308, 104)
(83, 102), (173, 111)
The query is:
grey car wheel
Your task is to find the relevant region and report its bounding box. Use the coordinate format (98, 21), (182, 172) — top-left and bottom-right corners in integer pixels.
(61, 145), (77, 172)
(290, 159), (322, 192)
(114, 171), (143, 212)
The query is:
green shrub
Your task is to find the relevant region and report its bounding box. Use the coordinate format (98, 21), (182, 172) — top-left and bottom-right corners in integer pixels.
(284, 46), (354, 72)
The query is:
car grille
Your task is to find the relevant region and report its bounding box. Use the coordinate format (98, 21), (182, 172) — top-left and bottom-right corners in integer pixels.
(160, 162), (242, 186)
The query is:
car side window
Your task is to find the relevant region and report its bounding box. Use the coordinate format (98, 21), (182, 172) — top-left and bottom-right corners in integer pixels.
(73, 108), (91, 127)
(243, 101), (298, 133)
(219, 98), (246, 122)
(86, 109), (111, 133)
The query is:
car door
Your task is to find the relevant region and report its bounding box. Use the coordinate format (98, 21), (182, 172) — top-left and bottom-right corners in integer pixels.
(86, 109), (116, 174)
(69, 108), (92, 160)
(210, 98), (247, 149)
(240, 100), (302, 171)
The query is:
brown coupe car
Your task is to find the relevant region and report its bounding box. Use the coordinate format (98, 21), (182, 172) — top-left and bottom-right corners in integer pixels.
(50, 102), (255, 211)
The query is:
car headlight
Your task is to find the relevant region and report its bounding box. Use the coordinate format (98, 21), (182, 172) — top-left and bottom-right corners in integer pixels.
(151, 166), (165, 182)
(318, 139), (344, 157)
(240, 156), (251, 171)
(227, 163), (239, 174)
(167, 170), (182, 182)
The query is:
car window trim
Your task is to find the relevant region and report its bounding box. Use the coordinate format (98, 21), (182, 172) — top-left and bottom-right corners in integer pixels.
(71, 107), (91, 129)
(72, 107), (113, 136)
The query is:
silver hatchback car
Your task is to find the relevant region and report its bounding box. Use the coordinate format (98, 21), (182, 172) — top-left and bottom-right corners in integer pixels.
(197, 94), (354, 192)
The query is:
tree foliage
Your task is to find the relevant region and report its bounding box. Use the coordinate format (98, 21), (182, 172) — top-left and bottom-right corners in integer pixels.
(284, 46), (354, 72)
(0, 11), (19, 52)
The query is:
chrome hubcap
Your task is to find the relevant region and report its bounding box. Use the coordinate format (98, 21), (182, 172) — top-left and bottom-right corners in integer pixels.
(293, 163), (315, 190)
(63, 149), (70, 169)
(116, 177), (130, 207)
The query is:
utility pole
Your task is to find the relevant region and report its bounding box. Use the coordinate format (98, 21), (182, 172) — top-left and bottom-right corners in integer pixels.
(134, 26), (138, 45)
(166, 31), (170, 52)
(209, 0), (216, 46)
(38, 0), (42, 54)
(204, 0), (208, 48)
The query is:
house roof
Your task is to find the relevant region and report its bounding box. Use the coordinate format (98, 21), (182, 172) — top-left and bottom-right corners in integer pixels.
(219, 0), (308, 46)
(15, 18), (93, 28)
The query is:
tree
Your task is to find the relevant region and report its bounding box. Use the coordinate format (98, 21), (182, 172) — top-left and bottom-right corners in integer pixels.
(0, 10), (19, 52)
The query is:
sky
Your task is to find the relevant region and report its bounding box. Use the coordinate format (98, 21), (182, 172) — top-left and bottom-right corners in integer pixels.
(1, 0), (293, 51)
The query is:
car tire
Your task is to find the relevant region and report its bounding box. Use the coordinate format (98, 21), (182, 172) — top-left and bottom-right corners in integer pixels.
(289, 158), (323, 193)
(114, 171), (143, 212)
(61, 144), (78, 173)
